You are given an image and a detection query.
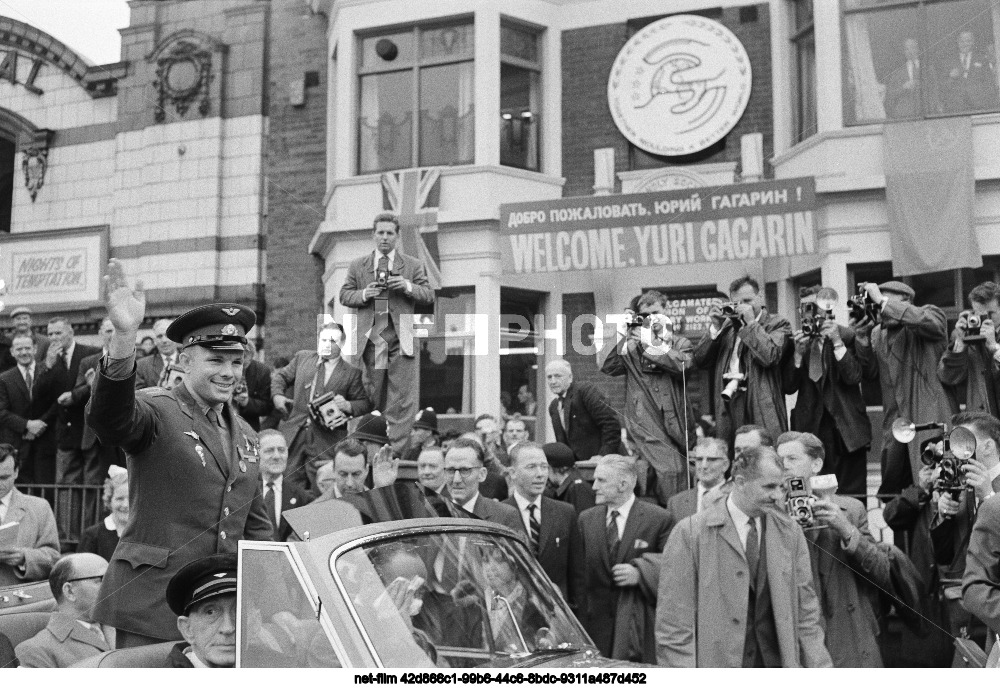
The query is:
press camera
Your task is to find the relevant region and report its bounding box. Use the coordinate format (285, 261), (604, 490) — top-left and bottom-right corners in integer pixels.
(961, 310), (987, 342)
(892, 417), (978, 502)
(375, 267), (398, 290)
(848, 283), (882, 323)
(785, 476), (816, 528)
(800, 288), (838, 338)
(308, 391), (349, 430)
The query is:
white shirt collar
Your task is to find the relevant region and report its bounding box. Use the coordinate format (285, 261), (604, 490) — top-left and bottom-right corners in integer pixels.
(184, 646), (209, 668)
(0, 490), (12, 521)
(513, 490), (542, 513)
(103, 514), (116, 531)
(727, 493), (760, 550)
(374, 249), (397, 269)
(18, 360), (34, 375)
(608, 493), (635, 524)
(63, 341), (75, 361)
(459, 491), (480, 513)
(263, 474), (283, 488)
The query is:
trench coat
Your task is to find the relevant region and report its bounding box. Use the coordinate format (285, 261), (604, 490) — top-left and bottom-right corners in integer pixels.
(938, 336), (1000, 417)
(692, 310), (791, 446)
(598, 334), (696, 490)
(655, 496), (831, 667)
(855, 299), (957, 482)
(86, 369), (273, 639)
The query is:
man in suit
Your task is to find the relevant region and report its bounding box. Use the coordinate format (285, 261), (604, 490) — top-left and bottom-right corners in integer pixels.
(235, 340), (274, 432)
(503, 442), (582, 610)
(502, 415), (530, 452)
(0, 333), (58, 484)
(783, 286), (871, 499)
(0, 444), (60, 586)
(444, 437), (522, 534)
(578, 454), (670, 662)
(694, 275), (791, 450)
(939, 281), (1000, 420)
(258, 429), (311, 541)
(656, 445), (831, 667)
(15, 552), (112, 667)
(777, 431), (891, 667)
(134, 319), (178, 390)
(69, 318), (124, 490)
(0, 306), (50, 371)
(272, 322), (370, 495)
(665, 436), (729, 537)
(942, 30), (999, 113)
(600, 290), (697, 504)
(543, 441), (595, 514)
(884, 37), (940, 119)
(164, 553), (239, 668)
(87, 259), (273, 648)
(403, 408), (440, 463)
(545, 359), (621, 463)
(321, 438), (372, 500)
(416, 446), (448, 496)
(340, 212), (436, 453)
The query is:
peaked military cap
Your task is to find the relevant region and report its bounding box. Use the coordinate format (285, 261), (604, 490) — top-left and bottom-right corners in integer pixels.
(166, 553), (238, 616)
(167, 303), (255, 351)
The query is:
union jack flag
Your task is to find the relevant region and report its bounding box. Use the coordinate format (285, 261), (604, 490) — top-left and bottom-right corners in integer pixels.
(381, 168), (443, 290)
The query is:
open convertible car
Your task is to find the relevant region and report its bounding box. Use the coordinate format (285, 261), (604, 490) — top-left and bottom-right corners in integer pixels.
(3, 484), (641, 668)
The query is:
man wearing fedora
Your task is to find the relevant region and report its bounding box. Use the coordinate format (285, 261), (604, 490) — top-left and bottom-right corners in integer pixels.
(87, 260), (273, 649)
(402, 407), (440, 463)
(340, 212), (435, 454)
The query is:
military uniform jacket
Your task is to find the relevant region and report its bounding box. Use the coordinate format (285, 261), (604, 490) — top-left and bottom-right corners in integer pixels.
(86, 367), (273, 640)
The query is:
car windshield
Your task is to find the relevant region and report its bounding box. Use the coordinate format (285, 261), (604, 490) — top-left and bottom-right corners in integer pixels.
(333, 530), (593, 668)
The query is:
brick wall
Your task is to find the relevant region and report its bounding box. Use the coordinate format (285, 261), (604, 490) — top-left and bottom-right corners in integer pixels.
(263, 0), (328, 361)
(561, 4), (774, 198)
(561, 291), (626, 410)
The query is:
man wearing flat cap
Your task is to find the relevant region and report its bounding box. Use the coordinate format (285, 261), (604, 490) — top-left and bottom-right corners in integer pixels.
(853, 281), (957, 493)
(543, 442), (596, 515)
(165, 553), (238, 668)
(340, 212), (435, 455)
(0, 306), (49, 372)
(86, 260), (272, 649)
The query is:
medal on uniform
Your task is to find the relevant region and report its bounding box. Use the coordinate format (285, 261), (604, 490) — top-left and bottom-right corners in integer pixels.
(195, 445), (206, 468)
(184, 431), (201, 442)
(239, 459), (247, 473)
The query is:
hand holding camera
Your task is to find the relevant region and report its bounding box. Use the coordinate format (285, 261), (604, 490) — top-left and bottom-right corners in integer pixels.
(937, 491), (962, 518)
(819, 317), (842, 346)
(362, 282), (383, 301)
(960, 457), (992, 502)
(736, 302), (755, 326)
(811, 497), (852, 539)
(792, 330), (811, 360)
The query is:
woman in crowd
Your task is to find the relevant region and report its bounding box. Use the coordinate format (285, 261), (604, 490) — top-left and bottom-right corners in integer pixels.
(78, 466), (128, 559)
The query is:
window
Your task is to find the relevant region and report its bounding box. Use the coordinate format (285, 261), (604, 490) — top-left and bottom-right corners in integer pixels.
(418, 287), (476, 414)
(842, 0), (1000, 125)
(0, 135), (12, 233)
(791, 0), (817, 142)
(358, 21), (474, 173)
(500, 288), (542, 436)
(500, 23), (541, 171)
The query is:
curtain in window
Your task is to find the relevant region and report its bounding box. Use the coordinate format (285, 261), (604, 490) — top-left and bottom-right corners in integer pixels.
(456, 61), (475, 163)
(359, 76), (380, 173)
(844, 13), (887, 122)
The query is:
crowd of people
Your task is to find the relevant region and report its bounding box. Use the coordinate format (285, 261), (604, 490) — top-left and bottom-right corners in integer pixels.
(3, 211), (1000, 669)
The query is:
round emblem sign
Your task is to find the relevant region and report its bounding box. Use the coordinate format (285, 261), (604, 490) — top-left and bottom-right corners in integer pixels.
(608, 15), (752, 157)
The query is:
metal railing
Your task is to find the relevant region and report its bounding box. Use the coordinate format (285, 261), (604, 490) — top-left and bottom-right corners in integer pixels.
(17, 484), (105, 553)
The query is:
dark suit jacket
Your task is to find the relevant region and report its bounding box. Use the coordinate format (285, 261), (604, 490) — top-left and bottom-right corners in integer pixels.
(78, 519), (121, 562)
(339, 249), (435, 361)
(962, 496), (1000, 635)
(134, 352), (176, 390)
(271, 351), (370, 492)
(86, 370), (273, 639)
(545, 467), (596, 515)
(271, 479), (314, 541)
(238, 359), (274, 431)
(0, 364), (58, 465)
(548, 382), (621, 462)
(782, 327), (871, 453)
(465, 494), (523, 536)
(503, 495), (583, 609)
(664, 487), (697, 538)
(0, 332), (49, 372)
(42, 342), (100, 450)
(71, 351), (103, 450)
(578, 499), (671, 658)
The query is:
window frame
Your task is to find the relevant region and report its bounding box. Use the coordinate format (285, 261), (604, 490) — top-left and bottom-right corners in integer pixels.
(790, 0), (818, 143)
(499, 19), (543, 172)
(356, 17), (475, 174)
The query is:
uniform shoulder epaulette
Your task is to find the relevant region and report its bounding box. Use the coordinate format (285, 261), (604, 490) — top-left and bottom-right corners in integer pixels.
(138, 386), (173, 398)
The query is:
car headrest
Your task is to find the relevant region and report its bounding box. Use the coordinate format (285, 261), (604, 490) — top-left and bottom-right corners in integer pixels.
(0, 611), (52, 649)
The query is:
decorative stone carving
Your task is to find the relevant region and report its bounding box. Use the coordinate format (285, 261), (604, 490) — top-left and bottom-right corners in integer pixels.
(149, 32), (219, 123)
(21, 128), (52, 202)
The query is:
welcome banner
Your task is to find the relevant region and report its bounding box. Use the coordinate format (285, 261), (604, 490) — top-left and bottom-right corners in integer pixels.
(499, 177), (817, 275)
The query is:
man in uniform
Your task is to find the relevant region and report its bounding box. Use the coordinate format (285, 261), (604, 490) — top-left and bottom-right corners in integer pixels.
(164, 553), (239, 668)
(87, 259), (273, 648)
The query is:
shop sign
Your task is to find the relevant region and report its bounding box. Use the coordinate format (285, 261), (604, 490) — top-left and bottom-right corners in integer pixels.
(500, 177), (816, 275)
(608, 14), (752, 156)
(0, 227), (107, 309)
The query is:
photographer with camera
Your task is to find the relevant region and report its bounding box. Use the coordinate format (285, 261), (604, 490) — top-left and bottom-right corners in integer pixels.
(340, 212), (436, 453)
(599, 289), (697, 504)
(271, 322), (371, 495)
(693, 276), (791, 451)
(776, 431), (891, 667)
(783, 286), (871, 499)
(939, 281), (1000, 418)
(853, 281), (956, 496)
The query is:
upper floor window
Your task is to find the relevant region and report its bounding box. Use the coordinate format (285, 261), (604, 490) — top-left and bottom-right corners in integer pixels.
(357, 20), (475, 174)
(500, 22), (541, 171)
(843, 0), (1000, 125)
(791, 0), (817, 142)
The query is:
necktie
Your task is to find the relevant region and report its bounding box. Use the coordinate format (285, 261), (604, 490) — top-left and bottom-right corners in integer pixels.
(206, 407), (232, 462)
(808, 338), (824, 383)
(746, 517), (760, 581)
(559, 395), (570, 432)
(378, 253), (389, 275)
(64, 350), (71, 370)
(607, 509), (620, 558)
(323, 359), (334, 386)
(527, 503), (541, 554)
(263, 481), (277, 531)
(157, 355), (171, 387)
(24, 367), (32, 401)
